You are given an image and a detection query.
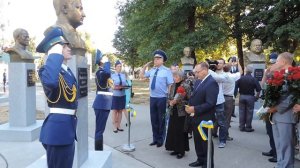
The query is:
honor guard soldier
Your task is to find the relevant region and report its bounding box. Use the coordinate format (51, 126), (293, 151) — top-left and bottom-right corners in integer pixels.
(93, 49), (113, 151)
(36, 27), (78, 168)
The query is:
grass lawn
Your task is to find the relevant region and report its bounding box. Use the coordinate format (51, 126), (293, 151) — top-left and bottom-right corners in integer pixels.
(130, 79), (150, 104)
(0, 106), (45, 124)
(89, 78), (150, 104)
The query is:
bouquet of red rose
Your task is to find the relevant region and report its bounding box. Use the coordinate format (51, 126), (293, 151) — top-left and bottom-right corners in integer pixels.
(174, 86), (186, 100)
(263, 70), (285, 108)
(286, 66), (300, 107)
(258, 70), (285, 120)
(169, 86), (186, 110)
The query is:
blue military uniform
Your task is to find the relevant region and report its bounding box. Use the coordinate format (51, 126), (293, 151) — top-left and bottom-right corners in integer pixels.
(37, 27), (78, 168)
(92, 49), (112, 150)
(111, 60), (127, 110)
(145, 50), (173, 147)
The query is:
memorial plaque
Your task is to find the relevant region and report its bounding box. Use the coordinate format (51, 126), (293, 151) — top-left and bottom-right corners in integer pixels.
(27, 69), (36, 87)
(78, 68), (88, 97)
(254, 69), (264, 81)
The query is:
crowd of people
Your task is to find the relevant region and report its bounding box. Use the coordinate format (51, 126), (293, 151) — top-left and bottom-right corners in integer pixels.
(139, 49), (300, 168)
(138, 49), (247, 167)
(36, 26), (299, 167)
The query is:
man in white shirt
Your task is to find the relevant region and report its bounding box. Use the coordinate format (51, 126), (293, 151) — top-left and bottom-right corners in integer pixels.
(223, 63), (242, 140)
(209, 58), (230, 148)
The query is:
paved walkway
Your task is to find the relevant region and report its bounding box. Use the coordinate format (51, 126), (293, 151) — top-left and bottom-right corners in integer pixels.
(0, 86), (299, 168)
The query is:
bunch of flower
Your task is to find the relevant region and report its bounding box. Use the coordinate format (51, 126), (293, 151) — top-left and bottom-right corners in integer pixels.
(263, 70), (285, 108)
(287, 66), (300, 106)
(174, 86), (186, 100)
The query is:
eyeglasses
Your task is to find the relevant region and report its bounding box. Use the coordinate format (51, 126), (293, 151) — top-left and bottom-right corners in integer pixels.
(194, 68), (204, 74)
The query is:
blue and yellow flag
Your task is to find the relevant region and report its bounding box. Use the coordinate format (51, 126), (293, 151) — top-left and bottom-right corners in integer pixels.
(197, 120), (214, 141)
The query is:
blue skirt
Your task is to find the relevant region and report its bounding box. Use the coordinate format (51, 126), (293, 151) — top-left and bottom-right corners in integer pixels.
(111, 95), (126, 110)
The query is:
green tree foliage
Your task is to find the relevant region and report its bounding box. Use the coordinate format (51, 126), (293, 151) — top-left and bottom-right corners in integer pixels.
(114, 0), (300, 67)
(241, 0), (300, 53)
(28, 36), (36, 54)
(114, 0), (228, 65)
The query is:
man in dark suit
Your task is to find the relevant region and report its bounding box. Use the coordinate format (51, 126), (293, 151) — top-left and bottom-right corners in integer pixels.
(186, 62), (219, 168)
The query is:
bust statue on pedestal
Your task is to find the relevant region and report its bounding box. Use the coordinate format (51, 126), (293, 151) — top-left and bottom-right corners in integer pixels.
(244, 39), (266, 67)
(181, 47), (194, 73)
(5, 28), (34, 63)
(244, 39), (266, 81)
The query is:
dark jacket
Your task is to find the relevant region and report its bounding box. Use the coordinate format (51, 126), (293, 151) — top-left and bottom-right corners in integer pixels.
(189, 75), (219, 125)
(168, 81), (192, 117)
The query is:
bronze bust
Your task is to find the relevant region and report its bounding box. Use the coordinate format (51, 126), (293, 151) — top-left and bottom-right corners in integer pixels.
(244, 39), (266, 66)
(5, 28), (34, 63)
(181, 47), (194, 72)
(44, 0), (86, 55)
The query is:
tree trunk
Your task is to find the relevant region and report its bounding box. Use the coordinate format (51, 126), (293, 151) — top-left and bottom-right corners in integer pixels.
(236, 36), (244, 69)
(187, 6), (197, 66)
(232, 0), (244, 69)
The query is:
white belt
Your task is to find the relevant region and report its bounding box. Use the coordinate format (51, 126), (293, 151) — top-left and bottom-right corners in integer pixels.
(50, 108), (76, 115)
(97, 91), (113, 96)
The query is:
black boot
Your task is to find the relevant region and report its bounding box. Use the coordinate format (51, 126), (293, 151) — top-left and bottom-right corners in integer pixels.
(95, 139), (103, 151)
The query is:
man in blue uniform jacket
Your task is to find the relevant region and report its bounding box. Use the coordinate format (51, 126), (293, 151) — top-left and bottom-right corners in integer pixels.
(36, 27), (78, 168)
(92, 49), (112, 151)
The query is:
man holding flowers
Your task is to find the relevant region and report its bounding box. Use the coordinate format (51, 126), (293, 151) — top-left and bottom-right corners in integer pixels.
(267, 52), (296, 168)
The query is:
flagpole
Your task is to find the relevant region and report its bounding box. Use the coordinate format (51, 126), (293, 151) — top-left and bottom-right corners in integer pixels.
(207, 127), (212, 168)
(122, 105), (135, 152)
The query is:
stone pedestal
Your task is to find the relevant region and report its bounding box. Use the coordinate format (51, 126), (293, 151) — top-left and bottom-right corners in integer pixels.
(69, 51), (89, 168)
(249, 63), (266, 114)
(249, 63), (265, 82)
(182, 64), (193, 74)
(0, 63), (42, 141)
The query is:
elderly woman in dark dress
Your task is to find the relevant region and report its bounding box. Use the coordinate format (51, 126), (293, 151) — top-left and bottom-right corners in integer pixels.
(165, 70), (191, 159)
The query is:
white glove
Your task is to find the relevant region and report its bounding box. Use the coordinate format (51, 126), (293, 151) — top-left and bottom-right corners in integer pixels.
(101, 56), (109, 63)
(48, 44), (63, 55)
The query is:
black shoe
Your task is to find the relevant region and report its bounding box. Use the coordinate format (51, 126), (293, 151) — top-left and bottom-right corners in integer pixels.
(212, 134), (218, 138)
(268, 157), (277, 163)
(245, 128), (254, 132)
(95, 139), (103, 151)
(240, 128), (245, 132)
(117, 128), (124, 131)
(170, 151), (178, 156)
(232, 113), (236, 118)
(227, 136), (233, 141)
(149, 142), (157, 146)
(176, 153), (184, 159)
(113, 129), (118, 133)
(189, 161), (203, 167)
(156, 143), (163, 147)
(262, 151), (273, 157)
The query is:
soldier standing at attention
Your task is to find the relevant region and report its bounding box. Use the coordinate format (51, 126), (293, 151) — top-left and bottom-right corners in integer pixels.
(37, 27), (78, 168)
(93, 49), (113, 151)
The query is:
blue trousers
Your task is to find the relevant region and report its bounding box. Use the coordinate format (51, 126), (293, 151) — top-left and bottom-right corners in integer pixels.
(43, 143), (75, 168)
(94, 109), (110, 141)
(213, 103), (227, 143)
(239, 94), (255, 129)
(150, 97), (167, 144)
